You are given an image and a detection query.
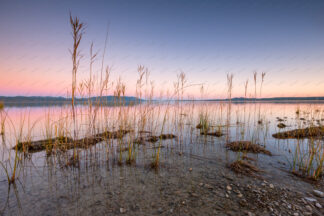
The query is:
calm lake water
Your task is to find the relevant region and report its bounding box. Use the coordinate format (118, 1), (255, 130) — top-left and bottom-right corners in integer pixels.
(0, 102), (324, 215)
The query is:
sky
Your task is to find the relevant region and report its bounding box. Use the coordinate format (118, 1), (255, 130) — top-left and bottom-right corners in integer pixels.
(0, 0), (324, 99)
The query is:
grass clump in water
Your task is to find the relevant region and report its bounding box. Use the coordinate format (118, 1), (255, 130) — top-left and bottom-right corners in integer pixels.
(277, 123), (287, 129)
(226, 141), (272, 156)
(200, 130), (223, 137)
(160, 134), (177, 139)
(196, 113), (209, 132)
(272, 126), (324, 139)
(291, 139), (324, 181)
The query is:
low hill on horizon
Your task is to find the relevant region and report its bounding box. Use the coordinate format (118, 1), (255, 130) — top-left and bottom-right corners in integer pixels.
(0, 96), (142, 106)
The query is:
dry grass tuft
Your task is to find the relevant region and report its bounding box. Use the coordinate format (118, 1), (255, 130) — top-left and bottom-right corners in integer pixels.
(15, 137), (73, 152)
(146, 136), (159, 143)
(160, 134), (177, 139)
(277, 123), (287, 129)
(200, 131), (223, 137)
(226, 141), (272, 155)
(272, 126), (324, 139)
(146, 134), (177, 142)
(229, 160), (260, 176)
(276, 117), (284, 122)
(196, 124), (203, 129)
(291, 170), (323, 182)
(13, 129), (130, 152)
(133, 137), (146, 145)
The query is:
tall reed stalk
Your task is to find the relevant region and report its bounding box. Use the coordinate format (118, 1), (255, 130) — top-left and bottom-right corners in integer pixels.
(70, 14), (85, 141)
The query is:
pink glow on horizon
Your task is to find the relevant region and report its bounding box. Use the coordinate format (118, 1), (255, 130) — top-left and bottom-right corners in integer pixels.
(1, 43), (324, 98)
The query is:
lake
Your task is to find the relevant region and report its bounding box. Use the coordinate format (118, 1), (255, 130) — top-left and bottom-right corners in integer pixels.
(1, 101), (324, 215)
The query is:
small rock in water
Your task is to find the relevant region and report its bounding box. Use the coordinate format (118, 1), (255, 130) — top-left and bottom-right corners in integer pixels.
(226, 185), (232, 191)
(120, 208), (126, 214)
(189, 168), (193, 171)
(238, 193), (243, 198)
(293, 213), (299, 216)
(269, 184), (274, 189)
(304, 197), (317, 203)
(313, 190), (324, 198)
(315, 203), (322, 208)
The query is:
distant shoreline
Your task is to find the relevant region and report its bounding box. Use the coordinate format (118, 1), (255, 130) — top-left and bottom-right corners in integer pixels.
(0, 96), (141, 107)
(1, 96), (324, 107)
(206, 97), (324, 101)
